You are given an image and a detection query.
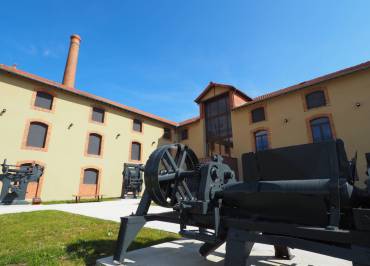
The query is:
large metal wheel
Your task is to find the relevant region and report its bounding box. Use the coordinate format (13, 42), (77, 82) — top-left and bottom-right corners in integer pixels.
(144, 144), (200, 208)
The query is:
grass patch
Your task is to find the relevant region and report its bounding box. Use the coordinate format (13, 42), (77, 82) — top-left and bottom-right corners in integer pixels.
(41, 197), (121, 205)
(0, 210), (180, 266)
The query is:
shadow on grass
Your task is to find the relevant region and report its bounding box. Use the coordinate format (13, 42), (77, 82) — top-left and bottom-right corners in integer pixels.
(66, 236), (179, 265)
(66, 239), (116, 265)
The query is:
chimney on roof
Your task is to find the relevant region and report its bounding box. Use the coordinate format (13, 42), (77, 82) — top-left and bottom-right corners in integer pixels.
(62, 34), (81, 88)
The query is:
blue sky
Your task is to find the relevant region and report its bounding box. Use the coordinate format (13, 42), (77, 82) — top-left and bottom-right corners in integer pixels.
(2, 1), (370, 121)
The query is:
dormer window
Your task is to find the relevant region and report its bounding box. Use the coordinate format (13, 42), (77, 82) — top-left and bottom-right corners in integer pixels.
(251, 107), (265, 123)
(306, 90), (326, 109)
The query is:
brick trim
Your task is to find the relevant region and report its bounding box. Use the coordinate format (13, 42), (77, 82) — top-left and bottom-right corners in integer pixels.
(251, 126), (272, 152)
(305, 113), (336, 143)
(21, 119), (52, 152)
(301, 86), (330, 112)
(129, 140), (143, 163)
(84, 131), (104, 158)
(30, 88), (57, 113)
(16, 160), (46, 200)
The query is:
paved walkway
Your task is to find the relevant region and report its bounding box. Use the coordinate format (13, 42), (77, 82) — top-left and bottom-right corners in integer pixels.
(0, 198), (181, 232)
(0, 199), (352, 266)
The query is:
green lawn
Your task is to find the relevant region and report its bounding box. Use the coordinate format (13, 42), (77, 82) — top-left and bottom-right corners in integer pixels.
(0, 210), (180, 266)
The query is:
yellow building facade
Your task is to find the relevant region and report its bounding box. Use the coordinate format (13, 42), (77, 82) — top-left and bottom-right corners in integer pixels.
(0, 42), (369, 201)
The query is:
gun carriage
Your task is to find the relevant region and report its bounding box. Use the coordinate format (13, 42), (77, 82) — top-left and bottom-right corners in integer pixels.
(0, 160), (44, 204)
(113, 140), (370, 266)
(122, 163), (144, 199)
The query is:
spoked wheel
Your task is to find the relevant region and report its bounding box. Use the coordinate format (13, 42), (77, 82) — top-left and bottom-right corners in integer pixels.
(144, 144), (200, 208)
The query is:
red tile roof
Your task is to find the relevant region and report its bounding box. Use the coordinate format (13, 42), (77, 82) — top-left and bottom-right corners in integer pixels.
(0, 64), (178, 126)
(234, 60), (370, 110)
(194, 82), (252, 103)
(178, 116), (200, 126)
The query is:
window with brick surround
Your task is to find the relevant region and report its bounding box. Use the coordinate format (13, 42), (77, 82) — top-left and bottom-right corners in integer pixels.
(306, 90), (326, 109)
(26, 122), (48, 148)
(83, 168), (99, 184)
(133, 119), (142, 132)
(255, 130), (269, 151)
(131, 142), (141, 161)
(92, 107), (105, 123)
(251, 107), (265, 123)
(87, 133), (102, 155)
(181, 129), (188, 140)
(310, 117), (333, 143)
(163, 128), (171, 140)
(34, 91), (53, 110)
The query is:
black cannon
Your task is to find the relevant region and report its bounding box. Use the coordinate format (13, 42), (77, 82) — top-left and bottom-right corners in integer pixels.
(113, 140), (370, 266)
(0, 159), (44, 204)
(121, 163), (143, 199)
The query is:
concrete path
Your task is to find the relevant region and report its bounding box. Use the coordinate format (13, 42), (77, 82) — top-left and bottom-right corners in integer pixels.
(97, 239), (351, 266)
(0, 199), (352, 266)
(0, 198), (182, 232)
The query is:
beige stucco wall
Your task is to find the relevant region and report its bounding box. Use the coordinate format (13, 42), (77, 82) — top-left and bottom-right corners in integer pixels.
(0, 73), (174, 201)
(179, 120), (206, 159)
(232, 69), (370, 184)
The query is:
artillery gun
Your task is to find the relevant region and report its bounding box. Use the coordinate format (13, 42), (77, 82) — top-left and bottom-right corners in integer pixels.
(122, 163), (144, 199)
(0, 159), (44, 204)
(113, 140), (370, 266)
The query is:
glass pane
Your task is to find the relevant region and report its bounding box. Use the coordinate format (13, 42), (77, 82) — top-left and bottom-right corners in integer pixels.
(88, 134), (102, 155)
(92, 108), (105, 123)
(322, 123), (333, 140)
(27, 122), (48, 148)
(133, 119), (142, 132)
(251, 107), (265, 123)
(35, 92), (53, 110)
(131, 143), (141, 160)
(306, 91), (326, 109)
(311, 125), (322, 143)
(83, 169), (98, 184)
(255, 131), (268, 151)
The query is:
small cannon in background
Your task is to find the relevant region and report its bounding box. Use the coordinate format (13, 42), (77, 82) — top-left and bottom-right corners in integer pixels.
(121, 163), (144, 199)
(112, 140), (370, 266)
(0, 159), (44, 205)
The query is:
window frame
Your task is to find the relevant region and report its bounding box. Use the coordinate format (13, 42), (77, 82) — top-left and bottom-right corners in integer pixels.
(163, 128), (172, 140)
(31, 89), (56, 113)
(250, 107), (266, 123)
(85, 132), (104, 158)
(90, 106), (106, 124)
(302, 87), (330, 111)
(306, 114), (336, 143)
(130, 141), (142, 162)
(180, 128), (188, 140)
(79, 166), (102, 196)
(251, 127), (270, 152)
(21, 119), (51, 152)
(82, 168), (99, 185)
(132, 118), (143, 133)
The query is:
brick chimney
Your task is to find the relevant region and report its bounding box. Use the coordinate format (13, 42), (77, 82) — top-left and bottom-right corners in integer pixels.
(62, 34), (81, 88)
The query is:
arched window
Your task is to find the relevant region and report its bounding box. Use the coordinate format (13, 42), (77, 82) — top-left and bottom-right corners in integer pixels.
(306, 90), (326, 109)
(255, 130), (269, 151)
(310, 117), (333, 143)
(131, 142), (141, 161)
(34, 91), (53, 110)
(26, 122), (48, 148)
(87, 133), (102, 155)
(83, 168), (99, 184)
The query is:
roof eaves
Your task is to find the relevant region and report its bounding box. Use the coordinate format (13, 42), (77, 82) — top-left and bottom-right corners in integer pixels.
(0, 64), (178, 126)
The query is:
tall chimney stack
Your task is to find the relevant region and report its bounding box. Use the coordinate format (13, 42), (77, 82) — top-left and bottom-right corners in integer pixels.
(62, 34), (81, 88)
